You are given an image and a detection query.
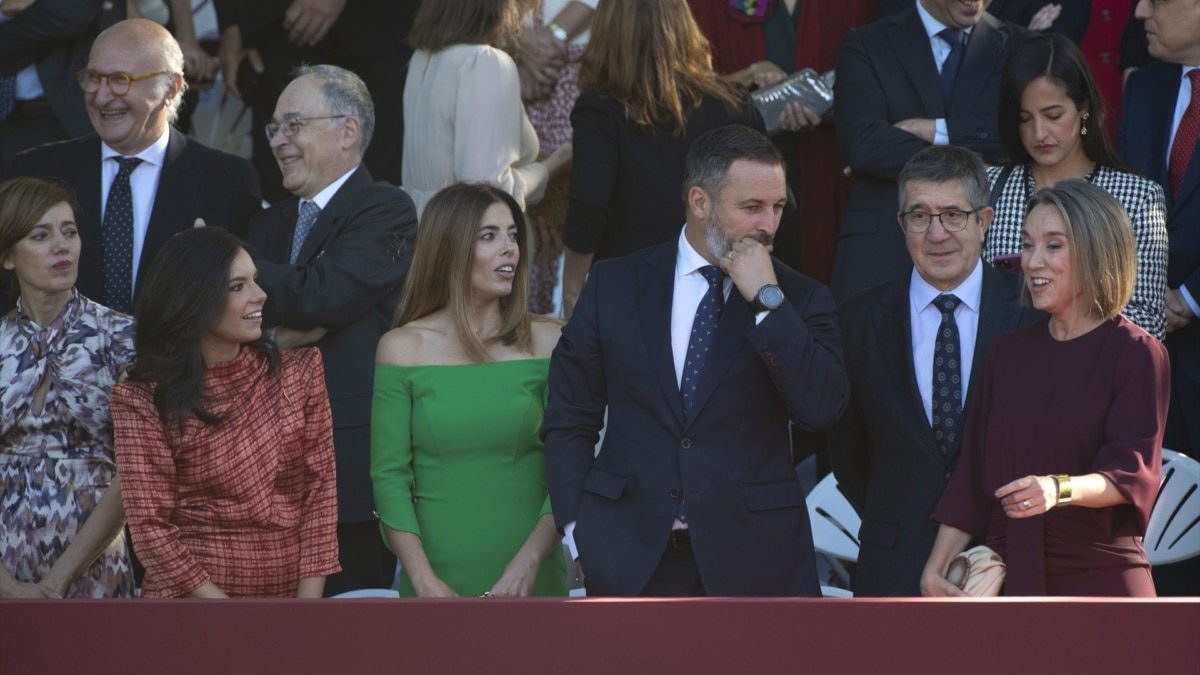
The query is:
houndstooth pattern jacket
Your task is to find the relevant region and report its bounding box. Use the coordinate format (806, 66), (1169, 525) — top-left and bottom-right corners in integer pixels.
(982, 164), (1169, 340)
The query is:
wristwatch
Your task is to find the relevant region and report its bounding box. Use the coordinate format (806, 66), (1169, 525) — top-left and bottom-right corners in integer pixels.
(749, 284), (785, 312)
(547, 22), (568, 42)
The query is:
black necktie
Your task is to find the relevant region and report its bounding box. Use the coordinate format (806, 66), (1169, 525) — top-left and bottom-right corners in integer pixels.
(932, 294), (963, 455)
(102, 156), (143, 313)
(939, 28), (966, 111)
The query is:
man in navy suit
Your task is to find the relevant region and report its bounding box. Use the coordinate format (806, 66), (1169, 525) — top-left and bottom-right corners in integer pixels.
(1118, 0), (1200, 458)
(542, 125), (849, 597)
(831, 0), (1030, 301)
(7, 18), (262, 314)
(830, 146), (1042, 596)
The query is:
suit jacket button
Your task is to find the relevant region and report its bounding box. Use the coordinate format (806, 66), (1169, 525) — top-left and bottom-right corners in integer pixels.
(681, 438), (692, 449)
(979, 132), (988, 139)
(669, 490), (680, 499)
(945, 472), (952, 481)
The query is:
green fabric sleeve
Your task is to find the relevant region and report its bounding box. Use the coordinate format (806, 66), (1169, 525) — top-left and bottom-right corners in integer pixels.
(370, 366), (421, 537)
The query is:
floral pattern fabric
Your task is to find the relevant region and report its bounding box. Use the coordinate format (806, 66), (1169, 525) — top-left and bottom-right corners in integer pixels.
(0, 290), (135, 597)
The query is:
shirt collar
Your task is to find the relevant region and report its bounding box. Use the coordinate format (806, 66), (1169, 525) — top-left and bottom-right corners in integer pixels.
(916, 1), (976, 40)
(101, 127), (170, 168)
(306, 166), (359, 210)
(675, 226), (716, 279)
(910, 257), (985, 314)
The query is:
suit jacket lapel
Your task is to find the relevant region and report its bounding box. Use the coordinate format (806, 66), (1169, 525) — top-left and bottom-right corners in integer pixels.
(140, 128), (195, 291)
(951, 15), (1006, 118)
(638, 241), (685, 429)
(77, 137), (106, 301)
(1145, 64), (1180, 189)
(878, 278), (939, 462)
(296, 165), (372, 263)
(889, 7), (943, 117)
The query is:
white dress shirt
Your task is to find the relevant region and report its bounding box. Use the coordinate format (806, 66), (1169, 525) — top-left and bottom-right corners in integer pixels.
(671, 228), (735, 387)
(916, 0), (977, 147)
(100, 129), (170, 287)
(909, 260), (983, 426)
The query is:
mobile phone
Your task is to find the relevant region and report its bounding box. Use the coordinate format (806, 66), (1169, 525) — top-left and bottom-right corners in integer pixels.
(992, 253), (1022, 274)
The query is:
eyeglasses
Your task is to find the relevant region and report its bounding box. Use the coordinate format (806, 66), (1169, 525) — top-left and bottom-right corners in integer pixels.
(264, 116), (348, 141)
(75, 69), (170, 95)
(900, 208), (982, 233)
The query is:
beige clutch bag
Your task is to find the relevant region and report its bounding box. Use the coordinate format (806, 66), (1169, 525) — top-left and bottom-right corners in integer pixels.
(944, 545), (1005, 597)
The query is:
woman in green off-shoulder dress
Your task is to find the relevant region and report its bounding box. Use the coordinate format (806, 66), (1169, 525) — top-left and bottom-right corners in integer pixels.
(371, 183), (567, 597)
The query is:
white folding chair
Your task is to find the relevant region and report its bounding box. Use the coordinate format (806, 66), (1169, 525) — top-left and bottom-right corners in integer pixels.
(331, 588), (399, 599)
(806, 473), (861, 587)
(1145, 449), (1200, 566)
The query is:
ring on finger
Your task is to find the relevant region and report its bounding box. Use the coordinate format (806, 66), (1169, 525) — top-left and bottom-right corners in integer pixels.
(1021, 499), (1031, 509)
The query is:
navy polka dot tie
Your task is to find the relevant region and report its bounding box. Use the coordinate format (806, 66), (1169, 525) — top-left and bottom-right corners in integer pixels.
(290, 200), (321, 264)
(101, 156), (142, 313)
(932, 294), (963, 455)
(681, 265), (725, 415)
(0, 75), (15, 122)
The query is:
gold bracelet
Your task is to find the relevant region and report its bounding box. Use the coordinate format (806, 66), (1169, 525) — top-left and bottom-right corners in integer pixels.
(1051, 474), (1072, 506)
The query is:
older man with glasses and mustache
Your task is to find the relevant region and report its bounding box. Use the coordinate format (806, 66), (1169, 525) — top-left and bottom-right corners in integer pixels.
(5, 18), (262, 317)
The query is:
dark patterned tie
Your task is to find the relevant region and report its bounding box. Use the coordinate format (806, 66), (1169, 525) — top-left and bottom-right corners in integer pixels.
(939, 28), (966, 111)
(677, 265), (724, 525)
(681, 265), (725, 414)
(290, 200), (321, 264)
(1168, 70), (1200, 200)
(932, 294), (963, 455)
(0, 75), (15, 122)
(102, 156), (143, 313)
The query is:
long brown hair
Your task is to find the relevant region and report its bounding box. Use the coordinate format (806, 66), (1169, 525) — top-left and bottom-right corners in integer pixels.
(579, 0), (743, 134)
(393, 183), (534, 362)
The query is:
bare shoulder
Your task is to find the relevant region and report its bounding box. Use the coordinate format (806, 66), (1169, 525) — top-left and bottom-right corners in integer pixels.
(376, 316), (447, 366)
(530, 318), (563, 359)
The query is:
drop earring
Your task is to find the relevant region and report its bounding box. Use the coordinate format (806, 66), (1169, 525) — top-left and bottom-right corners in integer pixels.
(1081, 112), (1089, 136)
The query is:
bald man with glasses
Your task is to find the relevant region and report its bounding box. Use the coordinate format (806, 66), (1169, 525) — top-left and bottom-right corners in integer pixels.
(6, 18), (262, 315)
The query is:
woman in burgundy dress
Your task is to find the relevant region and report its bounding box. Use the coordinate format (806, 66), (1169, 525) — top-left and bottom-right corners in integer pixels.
(921, 180), (1169, 597)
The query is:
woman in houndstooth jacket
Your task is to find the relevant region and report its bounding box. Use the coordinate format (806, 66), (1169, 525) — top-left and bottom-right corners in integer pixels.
(982, 33), (1168, 339)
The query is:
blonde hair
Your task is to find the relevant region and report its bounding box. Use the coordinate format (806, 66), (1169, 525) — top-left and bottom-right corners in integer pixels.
(393, 183), (534, 362)
(579, 0), (743, 134)
(1022, 179), (1135, 320)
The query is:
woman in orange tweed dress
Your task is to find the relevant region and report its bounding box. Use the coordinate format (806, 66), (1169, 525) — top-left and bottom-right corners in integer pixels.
(112, 227), (340, 598)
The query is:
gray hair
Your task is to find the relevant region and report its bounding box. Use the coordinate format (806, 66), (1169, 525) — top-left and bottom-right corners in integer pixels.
(154, 39), (187, 124)
(293, 64), (375, 155)
(897, 145), (990, 211)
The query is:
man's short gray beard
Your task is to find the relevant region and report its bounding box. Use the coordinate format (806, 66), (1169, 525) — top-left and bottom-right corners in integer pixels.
(704, 209), (772, 260)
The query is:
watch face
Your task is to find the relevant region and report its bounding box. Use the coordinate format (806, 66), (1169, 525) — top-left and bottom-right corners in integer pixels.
(759, 285), (785, 309)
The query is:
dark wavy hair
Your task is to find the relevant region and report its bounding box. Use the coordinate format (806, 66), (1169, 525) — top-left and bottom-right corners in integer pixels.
(127, 227), (279, 429)
(998, 33), (1123, 170)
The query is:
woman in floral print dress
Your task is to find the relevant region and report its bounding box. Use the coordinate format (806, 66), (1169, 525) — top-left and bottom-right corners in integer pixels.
(0, 177), (134, 598)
